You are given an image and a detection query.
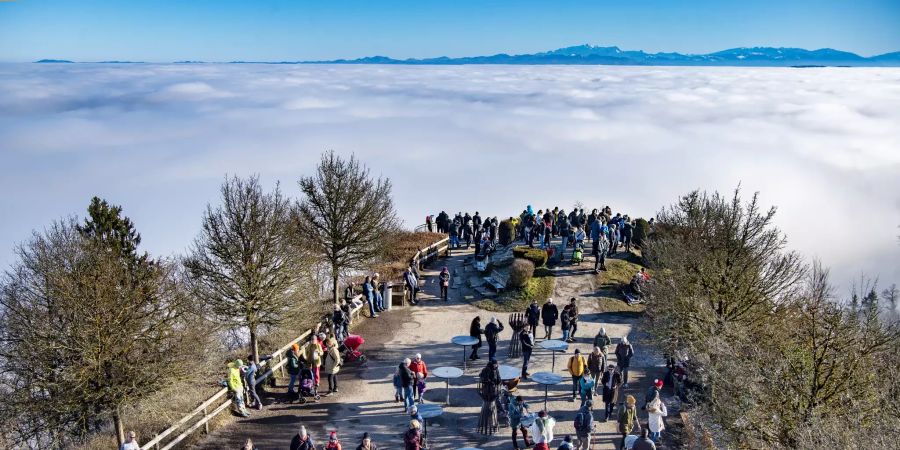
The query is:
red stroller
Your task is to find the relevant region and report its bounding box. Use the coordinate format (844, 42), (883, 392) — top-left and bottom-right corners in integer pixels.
(340, 334), (367, 364)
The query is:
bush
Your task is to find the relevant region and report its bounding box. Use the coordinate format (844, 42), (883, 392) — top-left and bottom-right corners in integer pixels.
(508, 258), (535, 288)
(513, 246), (548, 267)
(633, 218), (650, 247)
(499, 219), (516, 246)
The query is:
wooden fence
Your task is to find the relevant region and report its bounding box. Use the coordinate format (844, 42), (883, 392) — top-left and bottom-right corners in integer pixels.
(138, 236), (449, 450)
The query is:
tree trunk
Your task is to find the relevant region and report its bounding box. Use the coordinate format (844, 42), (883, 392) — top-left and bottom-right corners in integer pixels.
(113, 406), (125, 447)
(332, 272), (340, 305)
(249, 324), (260, 364)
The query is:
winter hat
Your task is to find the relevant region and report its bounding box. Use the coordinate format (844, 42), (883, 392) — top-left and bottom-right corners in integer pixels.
(235, 359), (244, 367)
(564, 435), (572, 442)
(538, 410), (547, 417)
(361, 432), (369, 441)
(655, 379), (664, 388)
(626, 395), (636, 406)
(329, 431), (337, 441)
(292, 343), (300, 352)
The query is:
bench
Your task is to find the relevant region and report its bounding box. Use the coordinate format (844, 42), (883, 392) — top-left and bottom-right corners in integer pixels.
(484, 270), (510, 292)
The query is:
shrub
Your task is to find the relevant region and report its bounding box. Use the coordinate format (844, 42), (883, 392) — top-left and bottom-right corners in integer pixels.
(508, 258), (535, 288)
(633, 217), (651, 247)
(513, 246), (548, 267)
(499, 219), (516, 246)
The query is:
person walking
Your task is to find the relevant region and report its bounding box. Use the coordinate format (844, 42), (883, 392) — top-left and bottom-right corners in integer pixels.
(404, 267), (419, 305)
(325, 431), (343, 450)
(332, 304), (349, 341)
(526, 299), (541, 336)
(541, 298), (559, 340)
(593, 328), (611, 356)
(119, 431), (139, 450)
(439, 266), (450, 301)
(560, 306), (572, 343)
(530, 410), (557, 450)
(241, 438), (258, 450)
(355, 432), (378, 450)
(289, 426), (316, 450)
(587, 346), (605, 395)
(573, 399), (595, 450)
(408, 353), (429, 403)
(594, 231), (609, 273)
(244, 353), (271, 409)
(286, 343), (303, 397)
(615, 337), (635, 387)
(322, 337), (343, 395)
(567, 348), (588, 401)
(398, 359), (415, 409)
(520, 327), (534, 379)
(578, 372), (596, 407)
(618, 395), (641, 449)
(643, 379), (663, 410)
(403, 420), (423, 450)
(601, 364), (622, 422)
(484, 316), (505, 360)
(646, 397), (668, 443)
(508, 395), (533, 449)
(469, 316), (484, 360)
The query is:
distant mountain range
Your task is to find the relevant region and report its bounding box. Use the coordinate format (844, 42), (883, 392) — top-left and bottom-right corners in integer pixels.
(36, 45), (900, 67)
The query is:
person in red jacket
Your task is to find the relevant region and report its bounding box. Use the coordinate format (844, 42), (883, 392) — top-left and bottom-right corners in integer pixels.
(408, 353), (429, 403)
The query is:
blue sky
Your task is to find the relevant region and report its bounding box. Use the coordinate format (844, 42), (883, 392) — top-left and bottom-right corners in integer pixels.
(1, 0), (899, 62)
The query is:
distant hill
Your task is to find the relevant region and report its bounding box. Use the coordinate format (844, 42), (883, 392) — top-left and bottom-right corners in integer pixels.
(35, 59), (74, 63)
(296, 44), (900, 67)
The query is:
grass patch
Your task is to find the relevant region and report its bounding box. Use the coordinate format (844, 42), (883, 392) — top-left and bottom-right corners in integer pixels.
(593, 254), (648, 314)
(474, 267), (556, 312)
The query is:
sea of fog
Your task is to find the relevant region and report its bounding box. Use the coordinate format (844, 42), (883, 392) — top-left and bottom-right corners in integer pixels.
(0, 63), (898, 292)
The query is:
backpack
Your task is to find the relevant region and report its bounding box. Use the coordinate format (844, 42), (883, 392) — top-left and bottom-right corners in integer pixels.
(574, 411), (589, 432)
(617, 407), (635, 434)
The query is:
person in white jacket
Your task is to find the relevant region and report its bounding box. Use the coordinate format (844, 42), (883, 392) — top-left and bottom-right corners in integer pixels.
(529, 410), (556, 449)
(647, 398), (668, 443)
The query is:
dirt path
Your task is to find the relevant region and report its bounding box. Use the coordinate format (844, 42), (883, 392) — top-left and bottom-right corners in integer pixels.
(192, 241), (667, 450)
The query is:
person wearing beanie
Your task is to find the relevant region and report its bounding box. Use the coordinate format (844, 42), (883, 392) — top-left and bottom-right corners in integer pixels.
(618, 395), (641, 449)
(403, 420), (423, 450)
(303, 334), (324, 388)
(587, 346), (605, 396)
(593, 327), (611, 356)
(323, 337), (344, 395)
(557, 435), (575, 450)
(541, 298), (559, 340)
(324, 431), (342, 450)
(567, 348), (588, 401)
(643, 379), (663, 410)
(355, 432), (377, 450)
(226, 359), (250, 417)
(530, 410), (556, 450)
(615, 336), (635, 388)
(484, 316), (505, 360)
(289, 426), (315, 450)
(408, 353), (429, 403)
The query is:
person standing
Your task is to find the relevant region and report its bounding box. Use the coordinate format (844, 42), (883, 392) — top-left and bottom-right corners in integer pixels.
(618, 395), (641, 449)
(325, 431), (343, 450)
(632, 429), (657, 450)
(322, 337), (343, 395)
(643, 379), (663, 410)
(573, 400), (595, 450)
(565, 298), (579, 342)
(244, 353), (271, 410)
(469, 316), (484, 360)
(355, 432), (378, 450)
(398, 359), (415, 409)
(508, 395), (533, 449)
(404, 267), (419, 305)
(286, 343), (303, 397)
(303, 334), (324, 388)
(541, 298), (559, 340)
(557, 211), (571, 255)
(560, 307), (572, 343)
(439, 266), (450, 301)
(484, 316), (505, 360)
(362, 275), (378, 318)
(530, 410), (556, 450)
(601, 364), (622, 422)
(119, 431), (139, 450)
(615, 337), (635, 387)
(594, 231), (609, 273)
(587, 346), (605, 394)
(647, 398), (668, 443)
(525, 299), (541, 336)
(227, 359), (250, 417)
(567, 349), (588, 401)
(520, 327), (534, 379)
(408, 353), (429, 403)
(332, 304), (349, 341)
(290, 426), (316, 450)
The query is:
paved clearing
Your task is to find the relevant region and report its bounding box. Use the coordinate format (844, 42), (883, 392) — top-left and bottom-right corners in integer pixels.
(192, 241), (667, 450)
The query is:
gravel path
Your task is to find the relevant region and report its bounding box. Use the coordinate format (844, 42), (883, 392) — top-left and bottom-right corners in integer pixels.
(192, 242), (668, 450)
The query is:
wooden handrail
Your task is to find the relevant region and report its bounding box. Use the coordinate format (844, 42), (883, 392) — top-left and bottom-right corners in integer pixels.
(139, 236), (446, 450)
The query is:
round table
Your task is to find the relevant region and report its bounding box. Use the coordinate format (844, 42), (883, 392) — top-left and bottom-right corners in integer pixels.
(432, 366), (464, 405)
(451, 335), (479, 371)
(456, 448), (484, 450)
(418, 403), (443, 443)
(498, 364), (519, 380)
(539, 339), (568, 371)
(531, 371), (563, 411)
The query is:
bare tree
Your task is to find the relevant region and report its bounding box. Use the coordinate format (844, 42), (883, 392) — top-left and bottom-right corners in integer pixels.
(295, 151), (400, 304)
(0, 200), (201, 448)
(185, 176), (305, 364)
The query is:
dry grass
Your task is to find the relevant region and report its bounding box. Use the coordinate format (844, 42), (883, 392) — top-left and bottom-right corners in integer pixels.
(592, 253), (648, 314)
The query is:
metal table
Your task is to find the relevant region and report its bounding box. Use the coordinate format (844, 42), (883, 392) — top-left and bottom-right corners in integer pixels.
(432, 366), (464, 405)
(418, 403), (443, 442)
(539, 339), (568, 371)
(531, 371), (563, 411)
(451, 335), (479, 371)
(498, 364), (520, 381)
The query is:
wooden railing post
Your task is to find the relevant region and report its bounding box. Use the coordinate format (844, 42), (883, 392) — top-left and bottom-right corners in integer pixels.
(203, 407), (209, 434)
